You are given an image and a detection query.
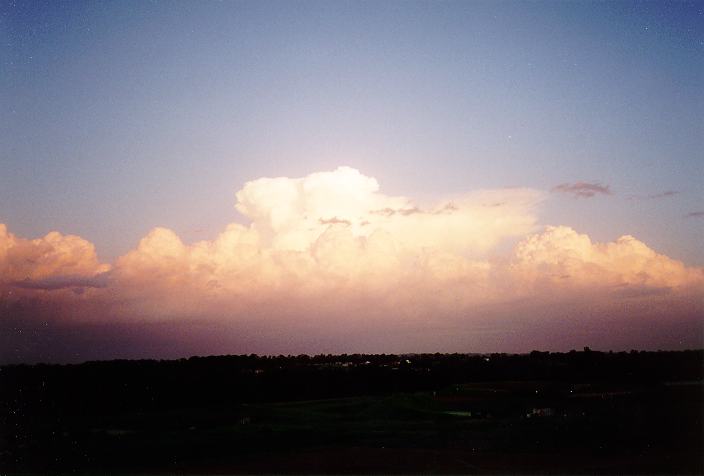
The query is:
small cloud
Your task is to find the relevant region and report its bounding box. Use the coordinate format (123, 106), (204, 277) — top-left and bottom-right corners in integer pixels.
(319, 217), (351, 226)
(653, 190), (678, 198)
(432, 202), (460, 214)
(685, 211), (704, 218)
(370, 207), (422, 217)
(371, 203), (457, 217)
(398, 207), (422, 216)
(11, 272), (111, 291)
(370, 207), (396, 217)
(627, 190), (679, 200)
(552, 182), (611, 198)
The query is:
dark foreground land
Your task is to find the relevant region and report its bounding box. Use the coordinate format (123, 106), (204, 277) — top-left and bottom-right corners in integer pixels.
(1, 350), (703, 474)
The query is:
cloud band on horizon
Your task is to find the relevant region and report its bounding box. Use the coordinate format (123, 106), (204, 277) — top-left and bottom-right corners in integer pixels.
(1, 167), (702, 362)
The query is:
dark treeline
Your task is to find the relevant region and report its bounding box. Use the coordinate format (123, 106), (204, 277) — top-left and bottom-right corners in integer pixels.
(1, 349), (702, 413)
(1, 349), (702, 473)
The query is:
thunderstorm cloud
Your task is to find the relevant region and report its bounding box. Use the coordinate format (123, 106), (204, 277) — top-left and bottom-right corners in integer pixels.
(1, 168), (702, 362)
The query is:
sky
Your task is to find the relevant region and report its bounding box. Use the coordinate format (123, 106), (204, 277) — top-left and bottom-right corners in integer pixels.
(1, 1), (703, 363)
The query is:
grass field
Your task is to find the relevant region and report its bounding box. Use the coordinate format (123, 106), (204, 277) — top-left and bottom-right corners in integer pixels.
(5, 380), (701, 473)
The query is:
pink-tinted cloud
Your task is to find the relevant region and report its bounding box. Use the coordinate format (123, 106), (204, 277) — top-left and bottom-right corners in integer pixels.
(1, 168), (702, 362)
(510, 226), (703, 291)
(0, 224), (109, 284)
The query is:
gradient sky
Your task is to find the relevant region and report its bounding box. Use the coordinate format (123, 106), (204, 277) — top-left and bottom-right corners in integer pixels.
(1, 1), (703, 363)
(3, 0), (703, 263)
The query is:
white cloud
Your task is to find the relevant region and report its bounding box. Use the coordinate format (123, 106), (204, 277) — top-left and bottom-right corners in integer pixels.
(2, 167), (702, 359)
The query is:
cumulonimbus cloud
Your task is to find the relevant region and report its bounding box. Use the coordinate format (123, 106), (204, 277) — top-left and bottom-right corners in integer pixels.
(552, 181), (612, 198)
(1, 167), (702, 362)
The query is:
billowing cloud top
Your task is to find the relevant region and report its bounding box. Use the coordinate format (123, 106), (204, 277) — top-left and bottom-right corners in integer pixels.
(234, 166), (544, 255)
(0, 224), (109, 285)
(511, 226), (703, 291)
(1, 168), (702, 362)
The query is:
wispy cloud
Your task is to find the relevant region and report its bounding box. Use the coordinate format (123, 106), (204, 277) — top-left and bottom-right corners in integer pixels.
(627, 190), (679, 200)
(648, 190), (678, 199)
(370, 202), (460, 217)
(552, 181), (611, 198)
(370, 206), (422, 217)
(685, 211), (704, 218)
(319, 217), (351, 226)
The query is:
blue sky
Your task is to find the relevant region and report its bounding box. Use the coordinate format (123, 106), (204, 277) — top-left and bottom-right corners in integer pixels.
(2, 0), (702, 264)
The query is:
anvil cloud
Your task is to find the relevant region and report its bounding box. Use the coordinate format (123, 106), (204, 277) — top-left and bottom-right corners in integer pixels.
(1, 168), (702, 363)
